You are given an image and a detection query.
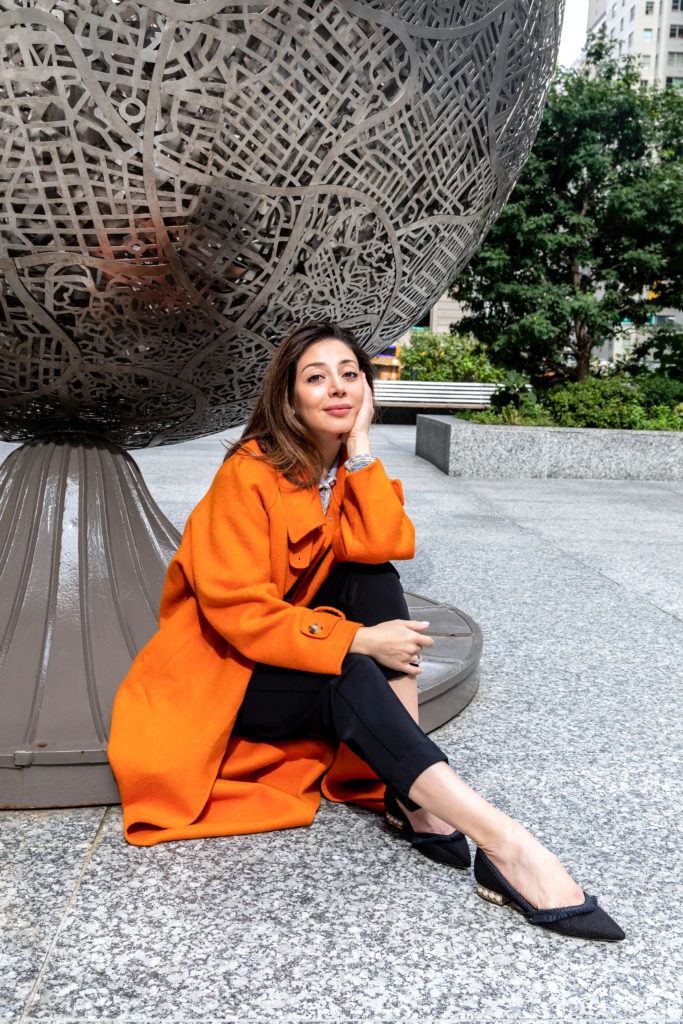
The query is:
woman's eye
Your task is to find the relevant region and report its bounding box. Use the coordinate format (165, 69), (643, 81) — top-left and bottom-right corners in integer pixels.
(306, 373), (324, 383)
(343, 370), (359, 379)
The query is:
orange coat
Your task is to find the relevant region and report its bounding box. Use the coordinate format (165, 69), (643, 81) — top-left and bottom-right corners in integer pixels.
(108, 441), (415, 845)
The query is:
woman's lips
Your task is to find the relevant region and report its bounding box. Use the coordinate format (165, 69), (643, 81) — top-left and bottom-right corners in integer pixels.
(324, 406), (352, 416)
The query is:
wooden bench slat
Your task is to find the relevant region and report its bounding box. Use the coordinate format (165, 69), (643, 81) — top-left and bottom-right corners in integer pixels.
(373, 380), (497, 408)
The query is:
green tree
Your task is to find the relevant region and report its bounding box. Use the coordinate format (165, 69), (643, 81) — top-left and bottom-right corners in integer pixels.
(399, 330), (505, 382)
(449, 32), (683, 384)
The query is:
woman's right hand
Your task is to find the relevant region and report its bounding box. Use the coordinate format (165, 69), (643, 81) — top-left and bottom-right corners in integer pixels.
(349, 620), (434, 677)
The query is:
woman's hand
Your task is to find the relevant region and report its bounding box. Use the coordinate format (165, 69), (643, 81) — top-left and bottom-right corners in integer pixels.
(344, 372), (374, 459)
(349, 619), (434, 677)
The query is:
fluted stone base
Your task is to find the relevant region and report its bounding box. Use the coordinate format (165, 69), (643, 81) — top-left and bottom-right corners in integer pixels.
(0, 440), (480, 808)
(0, 440), (180, 808)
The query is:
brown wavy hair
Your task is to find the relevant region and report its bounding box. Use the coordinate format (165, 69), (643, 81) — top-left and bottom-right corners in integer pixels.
(223, 321), (375, 487)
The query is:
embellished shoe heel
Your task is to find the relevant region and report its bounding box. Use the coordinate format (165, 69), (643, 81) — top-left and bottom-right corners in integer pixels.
(473, 848), (625, 942)
(476, 882), (511, 907)
(385, 809), (407, 832)
(384, 789), (471, 869)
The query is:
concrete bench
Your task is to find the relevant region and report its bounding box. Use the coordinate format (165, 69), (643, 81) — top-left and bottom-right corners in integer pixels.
(373, 379), (496, 408)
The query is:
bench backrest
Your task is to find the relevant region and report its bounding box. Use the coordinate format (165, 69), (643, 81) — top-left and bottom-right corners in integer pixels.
(373, 380), (497, 407)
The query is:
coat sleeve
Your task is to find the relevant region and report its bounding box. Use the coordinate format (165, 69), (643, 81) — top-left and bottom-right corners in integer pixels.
(182, 454), (361, 674)
(332, 459), (415, 563)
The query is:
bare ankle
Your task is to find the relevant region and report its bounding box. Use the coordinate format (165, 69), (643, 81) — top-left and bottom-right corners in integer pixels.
(473, 814), (525, 859)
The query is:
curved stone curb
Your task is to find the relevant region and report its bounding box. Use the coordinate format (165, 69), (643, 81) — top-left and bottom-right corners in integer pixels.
(416, 413), (683, 480)
(405, 591), (482, 733)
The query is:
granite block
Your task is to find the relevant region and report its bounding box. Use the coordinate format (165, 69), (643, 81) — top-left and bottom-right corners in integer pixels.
(21, 757), (681, 1023)
(0, 807), (106, 1020)
(416, 414), (683, 480)
(455, 477), (683, 621)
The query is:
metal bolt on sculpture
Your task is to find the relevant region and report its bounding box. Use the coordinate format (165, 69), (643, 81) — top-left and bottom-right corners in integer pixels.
(0, 0), (563, 806)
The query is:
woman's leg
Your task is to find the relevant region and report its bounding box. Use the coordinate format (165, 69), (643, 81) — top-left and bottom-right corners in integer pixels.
(407, 763), (584, 910)
(310, 564), (588, 910)
(236, 650), (450, 804)
(384, 672), (460, 835)
(311, 562), (456, 835)
(241, 651), (584, 910)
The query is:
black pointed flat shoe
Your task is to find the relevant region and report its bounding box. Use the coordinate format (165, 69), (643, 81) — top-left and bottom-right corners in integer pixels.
(384, 789), (471, 868)
(474, 848), (625, 942)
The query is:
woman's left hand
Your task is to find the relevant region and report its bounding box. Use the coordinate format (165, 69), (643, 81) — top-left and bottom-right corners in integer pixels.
(344, 372), (374, 458)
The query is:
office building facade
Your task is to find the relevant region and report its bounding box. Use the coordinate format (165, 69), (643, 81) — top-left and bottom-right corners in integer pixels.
(588, 0), (683, 87)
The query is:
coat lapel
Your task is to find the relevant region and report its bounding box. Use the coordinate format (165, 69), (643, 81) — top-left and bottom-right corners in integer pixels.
(278, 450), (347, 543)
(278, 475), (327, 543)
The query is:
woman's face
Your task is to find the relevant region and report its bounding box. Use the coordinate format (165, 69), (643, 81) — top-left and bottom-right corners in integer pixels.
(293, 338), (364, 447)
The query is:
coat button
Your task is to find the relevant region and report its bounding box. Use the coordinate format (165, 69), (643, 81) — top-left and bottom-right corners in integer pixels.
(308, 623), (323, 634)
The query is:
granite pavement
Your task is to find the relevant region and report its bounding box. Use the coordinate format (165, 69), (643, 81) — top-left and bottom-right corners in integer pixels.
(1, 425), (682, 1024)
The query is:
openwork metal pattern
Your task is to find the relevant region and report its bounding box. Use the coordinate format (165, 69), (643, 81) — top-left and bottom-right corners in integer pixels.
(0, 0), (562, 447)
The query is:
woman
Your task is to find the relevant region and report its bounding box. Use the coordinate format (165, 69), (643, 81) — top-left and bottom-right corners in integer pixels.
(108, 321), (624, 943)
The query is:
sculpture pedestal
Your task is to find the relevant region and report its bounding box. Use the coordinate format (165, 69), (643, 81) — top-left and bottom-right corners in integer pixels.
(0, 441), (481, 808)
(0, 440), (179, 808)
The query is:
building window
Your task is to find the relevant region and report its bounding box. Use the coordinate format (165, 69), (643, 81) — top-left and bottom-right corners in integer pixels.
(670, 23), (683, 35)
(620, 16), (624, 28)
(673, 0), (682, 11)
(667, 50), (683, 64)
(611, 2), (617, 13)
(643, 27), (653, 40)
(642, 53), (651, 66)
(665, 75), (683, 85)
(629, 31), (634, 45)
(640, 79), (649, 87)
(630, 4), (635, 17)
(645, 0), (654, 11)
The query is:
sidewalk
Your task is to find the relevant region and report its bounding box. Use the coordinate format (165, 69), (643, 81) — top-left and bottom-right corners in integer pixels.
(2, 424), (682, 1024)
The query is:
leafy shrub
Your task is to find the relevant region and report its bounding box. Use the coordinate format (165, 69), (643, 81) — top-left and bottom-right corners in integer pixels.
(639, 404), (683, 430)
(542, 377), (683, 429)
(399, 331), (506, 383)
(458, 404), (556, 426)
(457, 374), (683, 430)
(636, 374), (683, 412)
(541, 377), (642, 428)
(489, 370), (535, 411)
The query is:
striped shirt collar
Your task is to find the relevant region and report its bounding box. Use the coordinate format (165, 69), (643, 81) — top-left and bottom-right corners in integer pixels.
(318, 450), (342, 513)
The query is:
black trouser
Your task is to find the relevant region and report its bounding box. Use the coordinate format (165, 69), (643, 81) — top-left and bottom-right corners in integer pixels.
(234, 562), (448, 810)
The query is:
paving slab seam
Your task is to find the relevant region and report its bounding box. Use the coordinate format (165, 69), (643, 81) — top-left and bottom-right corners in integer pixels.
(11, 1016), (670, 1024)
(447, 480), (683, 626)
(17, 808), (111, 1024)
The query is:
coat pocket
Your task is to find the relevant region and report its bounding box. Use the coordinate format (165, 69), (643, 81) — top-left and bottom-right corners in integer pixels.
(288, 534), (314, 571)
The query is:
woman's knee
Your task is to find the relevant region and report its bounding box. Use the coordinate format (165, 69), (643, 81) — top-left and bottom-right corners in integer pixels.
(333, 652), (393, 701)
(340, 561), (400, 583)
(339, 651), (385, 678)
(335, 562), (408, 623)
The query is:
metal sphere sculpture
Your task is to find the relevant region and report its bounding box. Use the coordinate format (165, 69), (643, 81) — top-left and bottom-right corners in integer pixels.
(1, 0), (562, 447)
(0, 0), (563, 806)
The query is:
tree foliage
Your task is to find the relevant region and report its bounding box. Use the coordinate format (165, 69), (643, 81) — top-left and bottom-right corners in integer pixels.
(399, 331), (506, 382)
(449, 32), (683, 384)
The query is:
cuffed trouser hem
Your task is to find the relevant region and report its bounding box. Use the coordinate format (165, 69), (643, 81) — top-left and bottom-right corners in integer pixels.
(390, 741), (449, 812)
